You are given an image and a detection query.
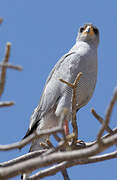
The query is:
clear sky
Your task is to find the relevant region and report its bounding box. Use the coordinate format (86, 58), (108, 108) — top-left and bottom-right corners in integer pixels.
(0, 0), (117, 179)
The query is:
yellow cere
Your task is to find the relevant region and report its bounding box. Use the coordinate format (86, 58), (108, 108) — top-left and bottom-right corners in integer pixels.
(83, 26), (94, 36)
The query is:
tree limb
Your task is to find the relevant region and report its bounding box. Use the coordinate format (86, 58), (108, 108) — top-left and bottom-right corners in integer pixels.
(0, 101), (14, 107)
(0, 63), (23, 71)
(0, 42), (11, 97)
(1, 131), (117, 179)
(97, 87), (117, 141)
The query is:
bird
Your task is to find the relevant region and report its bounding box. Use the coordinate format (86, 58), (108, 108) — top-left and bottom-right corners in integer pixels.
(21, 23), (99, 179)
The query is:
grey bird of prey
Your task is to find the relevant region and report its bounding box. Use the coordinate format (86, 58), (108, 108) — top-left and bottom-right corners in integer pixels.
(21, 23), (99, 179)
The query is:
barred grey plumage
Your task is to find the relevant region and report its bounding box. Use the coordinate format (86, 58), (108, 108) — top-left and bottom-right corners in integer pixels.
(21, 23), (99, 179)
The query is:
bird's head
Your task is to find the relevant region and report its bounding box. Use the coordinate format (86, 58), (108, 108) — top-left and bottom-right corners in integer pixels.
(76, 23), (99, 46)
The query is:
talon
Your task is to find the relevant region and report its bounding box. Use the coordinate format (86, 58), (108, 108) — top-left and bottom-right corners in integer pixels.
(46, 139), (53, 148)
(66, 133), (75, 140)
(75, 140), (86, 148)
(40, 142), (49, 149)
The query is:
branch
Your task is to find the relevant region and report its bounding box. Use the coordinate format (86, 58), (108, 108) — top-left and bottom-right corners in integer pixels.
(1, 131), (117, 179)
(0, 109), (69, 151)
(0, 63), (23, 71)
(0, 126), (64, 151)
(91, 108), (113, 134)
(40, 138), (70, 180)
(61, 169), (70, 180)
(0, 101), (14, 107)
(0, 42), (11, 97)
(28, 150), (117, 179)
(0, 18), (3, 24)
(97, 87), (117, 141)
(71, 72), (82, 142)
(60, 72), (82, 142)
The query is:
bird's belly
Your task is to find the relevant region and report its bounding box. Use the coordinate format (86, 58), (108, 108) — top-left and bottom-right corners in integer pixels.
(39, 108), (60, 130)
(76, 72), (97, 108)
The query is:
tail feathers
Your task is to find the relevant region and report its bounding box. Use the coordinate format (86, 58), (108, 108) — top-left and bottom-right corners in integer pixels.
(22, 121), (39, 139)
(21, 173), (30, 180)
(21, 135), (48, 179)
(30, 135), (49, 152)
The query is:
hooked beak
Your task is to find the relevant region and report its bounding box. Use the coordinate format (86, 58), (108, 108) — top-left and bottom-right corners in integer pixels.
(82, 25), (94, 36)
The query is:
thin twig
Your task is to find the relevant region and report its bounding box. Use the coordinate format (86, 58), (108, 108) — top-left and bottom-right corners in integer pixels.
(91, 108), (113, 134)
(59, 79), (73, 88)
(85, 127), (117, 147)
(0, 18), (3, 24)
(97, 87), (117, 141)
(46, 139), (55, 149)
(60, 72), (82, 143)
(0, 101), (14, 107)
(105, 87), (117, 128)
(53, 134), (61, 142)
(0, 109), (68, 151)
(71, 72), (82, 142)
(0, 42), (11, 97)
(61, 169), (70, 180)
(0, 126), (64, 151)
(0, 63), (23, 71)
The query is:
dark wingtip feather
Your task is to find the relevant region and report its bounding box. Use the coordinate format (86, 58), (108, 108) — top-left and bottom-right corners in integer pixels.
(22, 120), (39, 140)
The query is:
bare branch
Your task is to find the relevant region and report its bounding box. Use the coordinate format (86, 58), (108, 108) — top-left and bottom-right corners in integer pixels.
(105, 87), (117, 127)
(0, 63), (23, 71)
(60, 72), (82, 142)
(0, 18), (3, 24)
(41, 139), (70, 180)
(42, 135), (70, 180)
(53, 134), (61, 142)
(61, 169), (70, 180)
(0, 150), (47, 167)
(0, 42), (11, 97)
(59, 79), (73, 88)
(28, 150), (117, 179)
(91, 108), (113, 134)
(97, 87), (117, 141)
(0, 129), (62, 151)
(71, 72), (82, 142)
(0, 109), (69, 152)
(85, 127), (117, 148)
(0, 125), (64, 151)
(0, 101), (14, 107)
(1, 132), (117, 179)
(28, 163), (70, 180)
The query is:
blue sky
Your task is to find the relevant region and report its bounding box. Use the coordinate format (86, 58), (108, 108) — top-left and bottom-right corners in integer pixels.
(0, 0), (117, 179)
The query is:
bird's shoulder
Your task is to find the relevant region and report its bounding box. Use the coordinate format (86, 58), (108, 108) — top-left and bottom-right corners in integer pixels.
(45, 51), (76, 84)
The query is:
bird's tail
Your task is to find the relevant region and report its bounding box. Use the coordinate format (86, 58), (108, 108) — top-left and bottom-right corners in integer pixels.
(21, 135), (48, 180)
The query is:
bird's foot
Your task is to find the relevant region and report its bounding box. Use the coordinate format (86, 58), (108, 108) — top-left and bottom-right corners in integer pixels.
(40, 142), (49, 149)
(40, 138), (53, 149)
(66, 133), (76, 141)
(71, 139), (86, 150)
(64, 134), (86, 150)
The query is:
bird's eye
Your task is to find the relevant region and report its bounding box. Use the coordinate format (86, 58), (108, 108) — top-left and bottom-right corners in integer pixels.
(80, 27), (84, 33)
(93, 27), (99, 35)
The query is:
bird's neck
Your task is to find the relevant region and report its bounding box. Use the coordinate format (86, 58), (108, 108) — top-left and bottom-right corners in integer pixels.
(70, 41), (97, 54)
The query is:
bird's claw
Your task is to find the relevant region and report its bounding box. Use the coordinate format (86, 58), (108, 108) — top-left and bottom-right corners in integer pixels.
(66, 133), (76, 141)
(71, 139), (86, 149)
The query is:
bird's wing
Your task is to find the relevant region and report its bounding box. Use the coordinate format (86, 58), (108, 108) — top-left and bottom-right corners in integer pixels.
(45, 52), (76, 85)
(23, 52), (76, 138)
